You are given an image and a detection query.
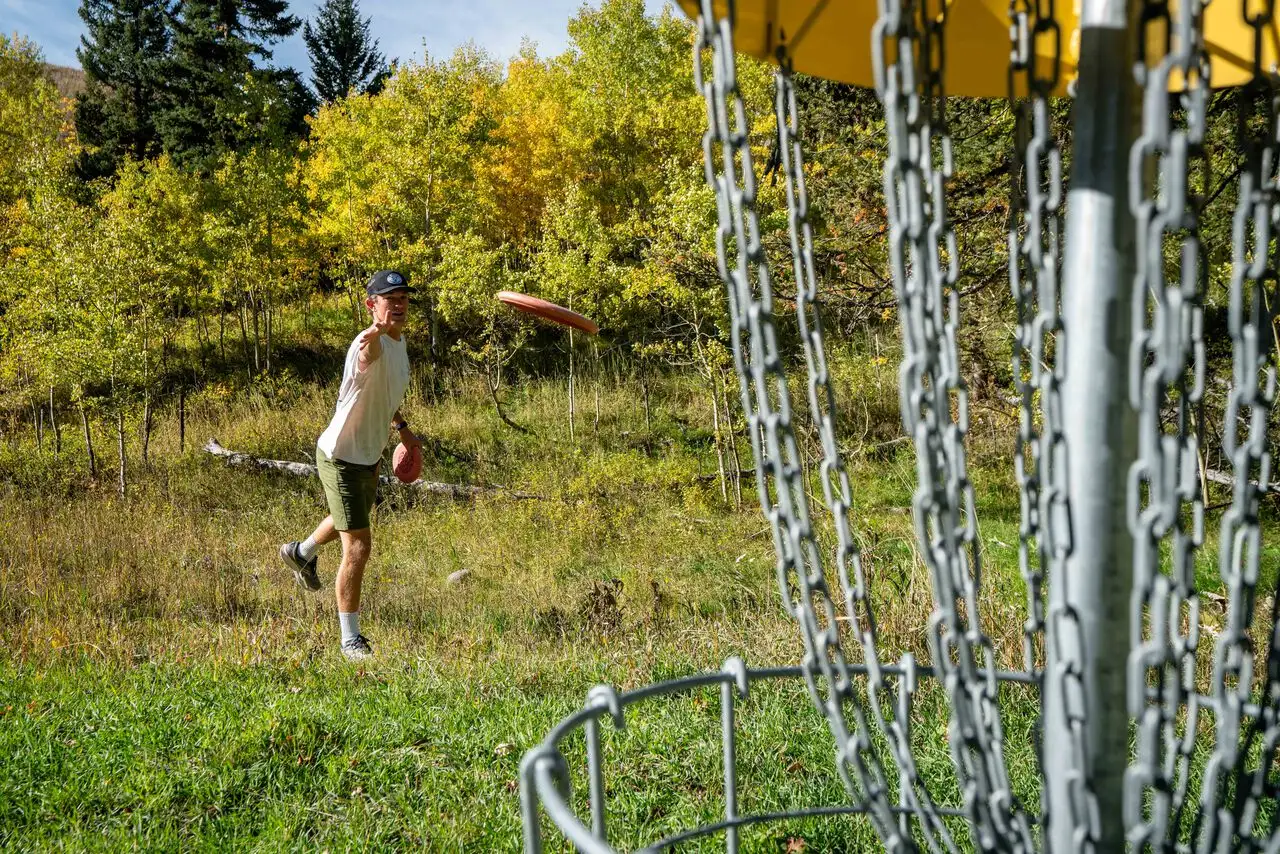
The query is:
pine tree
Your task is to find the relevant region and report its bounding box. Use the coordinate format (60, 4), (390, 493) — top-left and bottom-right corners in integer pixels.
(74, 0), (172, 179)
(155, 0), (309, 168)
(303, 0), (388, 103)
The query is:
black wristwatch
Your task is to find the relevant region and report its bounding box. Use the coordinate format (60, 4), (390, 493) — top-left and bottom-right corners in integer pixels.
(392, 419), (408, 431)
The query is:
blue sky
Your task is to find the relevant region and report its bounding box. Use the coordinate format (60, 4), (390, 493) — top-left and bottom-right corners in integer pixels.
(5, 0), (676, 71)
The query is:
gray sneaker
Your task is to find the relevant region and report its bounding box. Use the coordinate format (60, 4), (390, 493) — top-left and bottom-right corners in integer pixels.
(279, 542), (321, 591)
(341, 634), (373, 661)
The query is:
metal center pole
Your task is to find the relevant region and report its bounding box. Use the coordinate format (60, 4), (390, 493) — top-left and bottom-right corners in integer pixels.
(1045, 0), (1139, 849)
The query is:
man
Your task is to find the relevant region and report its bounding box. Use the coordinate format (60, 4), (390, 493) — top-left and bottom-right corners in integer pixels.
(279, 270), (423, 660)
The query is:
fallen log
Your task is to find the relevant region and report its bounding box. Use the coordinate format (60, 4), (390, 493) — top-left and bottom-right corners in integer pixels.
(1203, 466), (1280, 495)
(203, 439), (545, 500)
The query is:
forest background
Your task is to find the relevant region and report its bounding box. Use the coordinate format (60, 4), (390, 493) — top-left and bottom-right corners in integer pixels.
(1, 0), (1269, 480)
(0, 0), (1067, 477)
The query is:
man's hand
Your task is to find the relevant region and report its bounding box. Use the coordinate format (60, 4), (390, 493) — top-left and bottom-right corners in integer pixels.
(397, 425), (424, 450)
(356, 320), (392, 370)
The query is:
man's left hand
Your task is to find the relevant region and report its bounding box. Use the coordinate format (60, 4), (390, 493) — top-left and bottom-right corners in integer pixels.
(398, 428), (424, 451)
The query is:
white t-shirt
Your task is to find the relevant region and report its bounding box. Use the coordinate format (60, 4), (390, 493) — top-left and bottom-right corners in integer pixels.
(317, 333), (410, 466)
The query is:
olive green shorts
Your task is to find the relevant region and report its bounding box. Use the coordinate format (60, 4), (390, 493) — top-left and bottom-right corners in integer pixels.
(316, 446), (379, 532)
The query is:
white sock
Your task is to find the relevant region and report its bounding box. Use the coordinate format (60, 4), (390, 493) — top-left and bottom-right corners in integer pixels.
(339, 611), (360, 644)
(298, 536), (319, 562)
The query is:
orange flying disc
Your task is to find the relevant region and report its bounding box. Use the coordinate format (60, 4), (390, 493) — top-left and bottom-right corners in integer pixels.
(496, 291), (599, 336)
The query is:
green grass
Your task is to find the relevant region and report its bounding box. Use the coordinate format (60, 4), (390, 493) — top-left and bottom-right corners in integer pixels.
(1, 357), (1276, 850)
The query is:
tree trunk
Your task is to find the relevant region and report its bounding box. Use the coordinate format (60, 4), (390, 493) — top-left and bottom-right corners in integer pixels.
(116, 410), (127, 499)
(250, 290), (261, 374)
(81, 404), (96, 478)
(141, 317), (152, 469)
(237, 297), (252, 381)
(197, 312), (210, 372)
(179, 386), (186, 454)
(593, 340), (601, 434)
(430, 293), (440, 370)
(642, 369), (652, 432)
(486, 357), (530, 434)
(264, 291), (273, 375)
(33, 400), (43, 450)
(266, 213), (274, 374)
(219, 308), (226, 365)
(721, 372), (742, 507)
(567, 328), (576, 441)
(348, 285), (360, 332)
(711, 375), (728, 502)
(141, 391), (153, 468)
(49, 386), (61, 456)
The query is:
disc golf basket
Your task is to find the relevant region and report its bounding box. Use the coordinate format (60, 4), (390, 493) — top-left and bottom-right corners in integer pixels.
(520, 0), (1280, 849)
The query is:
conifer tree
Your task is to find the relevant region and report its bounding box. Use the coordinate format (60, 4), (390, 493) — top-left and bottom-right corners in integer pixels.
(156, 0), (309, 168)
(303, 0), (388, 103)
(74, 0), (172, 179)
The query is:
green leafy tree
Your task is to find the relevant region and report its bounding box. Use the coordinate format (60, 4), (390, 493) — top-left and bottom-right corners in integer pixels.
(0, 33), (76, 433)
(210, 143), (306, 377)
(562, 0), (704, 224)
(303, 0), (388, 103)
(0, 34), (70, 251)
(433, 231), (529, 428)
(305, 46), (502, 350)
(156, 0), (310, 167)
(74, 0), (172, 179)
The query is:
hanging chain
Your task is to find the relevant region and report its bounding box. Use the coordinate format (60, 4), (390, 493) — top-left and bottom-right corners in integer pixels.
(873, 0), (1035, 849)
(1006, 4), (1077, 848)
(1195, 0), (1280, 848)
(775, 49), (960, 852)
(1007, 0), (1064, 679)
(1125, 0), (1212, 847)
(694, 2), (916, 849)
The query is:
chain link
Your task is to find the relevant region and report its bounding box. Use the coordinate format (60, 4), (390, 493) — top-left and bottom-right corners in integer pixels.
(775, 49), (960, 852)
(1195, 0), (1280, 848)
(1124, 0), (1212, 847)
(1007, 0), (1066, 682)
(873, 0), (1036, 849)
(1006, 4), (1077, 848)
(694, 3), (916, 848)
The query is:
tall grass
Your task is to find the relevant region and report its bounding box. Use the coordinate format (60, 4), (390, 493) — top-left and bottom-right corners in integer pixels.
(1, 350), (1276, 849)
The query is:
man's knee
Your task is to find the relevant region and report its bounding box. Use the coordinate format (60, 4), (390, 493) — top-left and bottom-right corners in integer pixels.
(340, 529), (372, 567)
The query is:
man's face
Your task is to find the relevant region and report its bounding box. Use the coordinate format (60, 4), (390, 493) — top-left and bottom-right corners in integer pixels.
(367, 290), (409, 331)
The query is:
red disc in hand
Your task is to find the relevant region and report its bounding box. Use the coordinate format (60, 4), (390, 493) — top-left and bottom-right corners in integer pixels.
(392, 442), (422, 483)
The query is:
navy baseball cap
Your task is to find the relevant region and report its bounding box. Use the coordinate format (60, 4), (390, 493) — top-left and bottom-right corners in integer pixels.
(366, 270), (412, 296)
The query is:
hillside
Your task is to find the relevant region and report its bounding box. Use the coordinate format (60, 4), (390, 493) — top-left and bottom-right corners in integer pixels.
(44, 64), (85, 100)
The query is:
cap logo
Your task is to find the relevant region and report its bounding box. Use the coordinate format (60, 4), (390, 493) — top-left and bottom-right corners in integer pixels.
(387, 273), (403, 285)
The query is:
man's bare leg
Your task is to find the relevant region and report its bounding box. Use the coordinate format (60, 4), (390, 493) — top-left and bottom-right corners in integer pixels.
(306, 516), (339, 550)
(336, 528), (373, 658)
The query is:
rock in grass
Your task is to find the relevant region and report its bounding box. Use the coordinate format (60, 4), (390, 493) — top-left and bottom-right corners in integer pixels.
(447, 569), (471, 585)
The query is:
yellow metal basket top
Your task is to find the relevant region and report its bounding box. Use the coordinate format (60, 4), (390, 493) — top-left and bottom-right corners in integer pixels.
(676, 0), (1279, 96)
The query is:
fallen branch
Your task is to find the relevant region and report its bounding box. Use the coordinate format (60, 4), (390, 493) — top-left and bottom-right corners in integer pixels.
(203, 439), (545, 500)
(1203, 466), (1280, 495)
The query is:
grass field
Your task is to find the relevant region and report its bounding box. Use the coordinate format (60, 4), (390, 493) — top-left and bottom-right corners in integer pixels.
(1, 350), (1276, 850)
